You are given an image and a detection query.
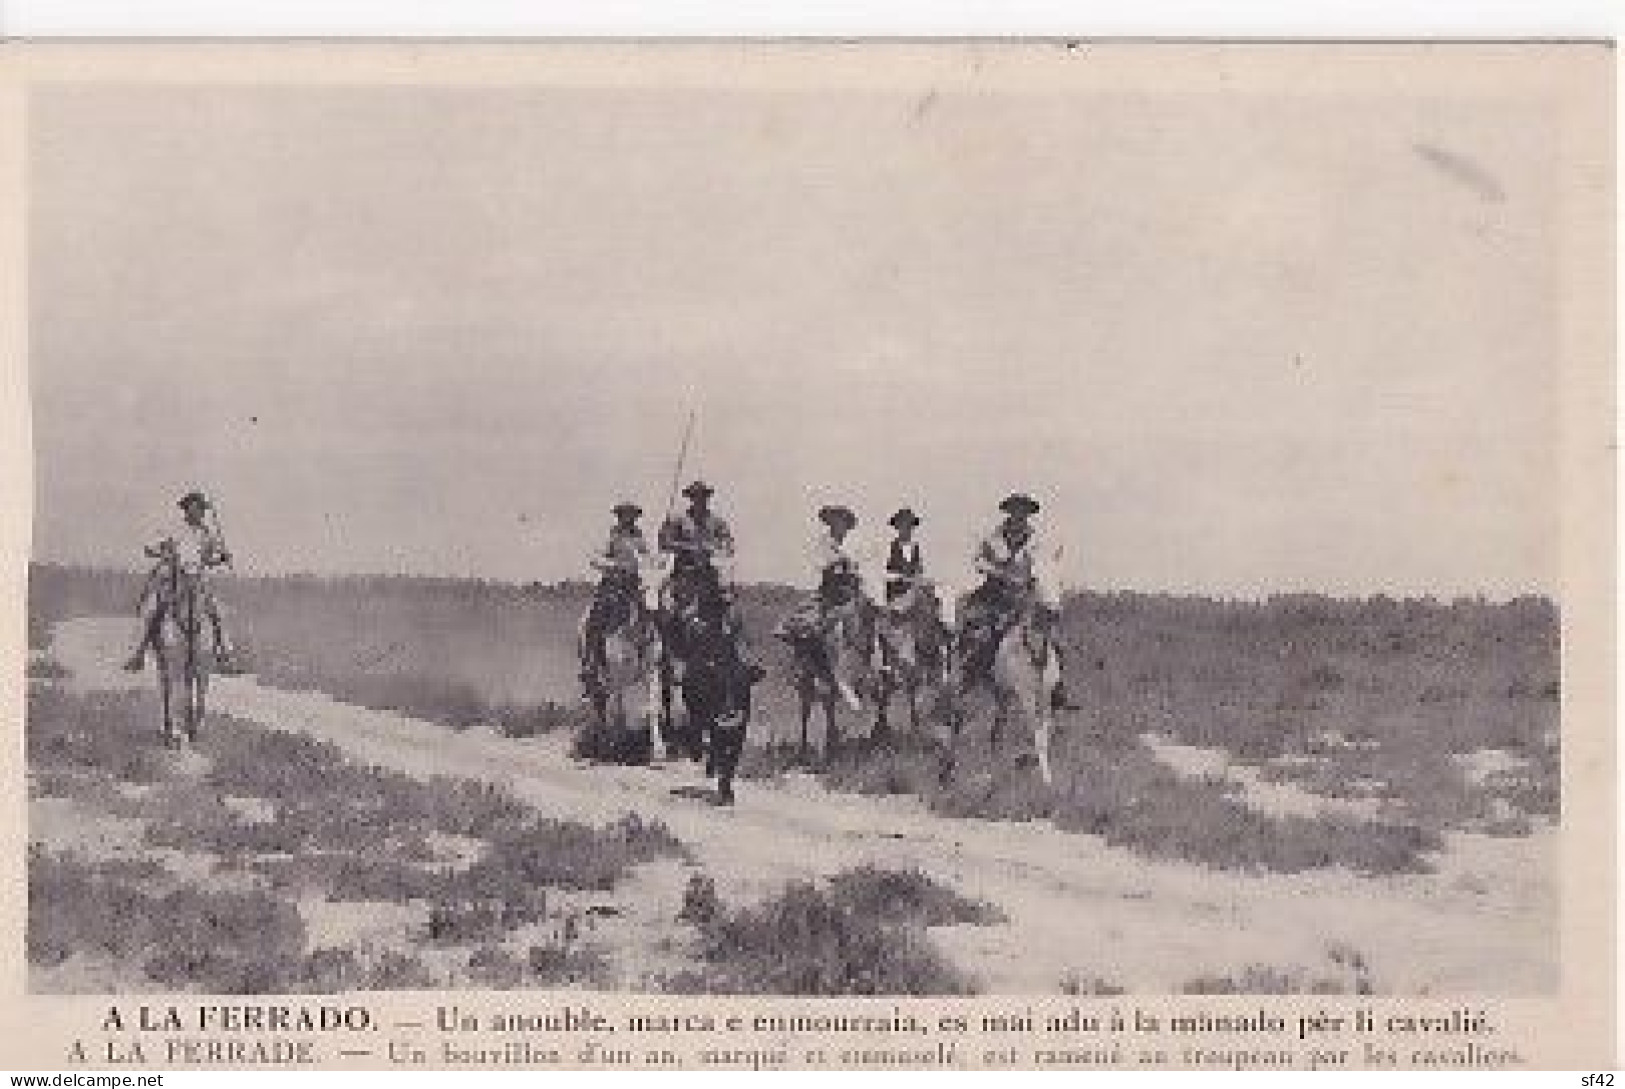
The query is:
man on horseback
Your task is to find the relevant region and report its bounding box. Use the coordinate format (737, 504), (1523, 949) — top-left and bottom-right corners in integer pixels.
(657, 481), (764, 687)
(578, 501), (652, 697)
(773, 504), (876, 674)
(882, 507), (926, 607)
(658, 480), (734, 613)
(876, 507), (947, 684)
(957, 493), (1078, 711)
(123, 490), (243, 675)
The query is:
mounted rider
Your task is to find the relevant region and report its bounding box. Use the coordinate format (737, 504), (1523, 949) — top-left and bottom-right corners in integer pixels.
(657, 481), (764, 683)
(123, 490), (243, 675)
(773, 504), (875, 670)
(578, 501), (652, 696)
(957, 493), (1078, 711)
(658, 480), (736, 611)
(877, 506), (946, 677)
(882, 507), (927, 607)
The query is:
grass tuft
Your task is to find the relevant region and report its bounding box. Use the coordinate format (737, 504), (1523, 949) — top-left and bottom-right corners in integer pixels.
(668, 867), (998, 996)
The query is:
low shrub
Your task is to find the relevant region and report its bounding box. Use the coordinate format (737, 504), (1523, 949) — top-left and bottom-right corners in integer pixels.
(671, 867), (997, 996)
(824, 865), (1004, 927)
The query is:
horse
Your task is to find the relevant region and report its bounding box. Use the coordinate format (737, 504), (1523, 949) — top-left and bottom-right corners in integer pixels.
(944, 584), (1061, 786)
(150, 559), (213, 749)
(579, 578), (663, 765)
(679, 605), (754, 805)
(658, 570), (754, 804)
(873, 580), (951, 740)
(788, 592), (878, 764)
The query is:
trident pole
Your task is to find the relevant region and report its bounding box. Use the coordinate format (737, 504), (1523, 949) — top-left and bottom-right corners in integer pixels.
(661, 408), (698, 526)
(207, 498), (237, 576)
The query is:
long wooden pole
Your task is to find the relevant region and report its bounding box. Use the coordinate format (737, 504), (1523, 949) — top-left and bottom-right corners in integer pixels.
(207, 498), (237, 575)
(661, 408), (698, 526)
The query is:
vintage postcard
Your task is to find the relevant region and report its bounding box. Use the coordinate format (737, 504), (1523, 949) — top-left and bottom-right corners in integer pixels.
(0, 41), (1613, 1071)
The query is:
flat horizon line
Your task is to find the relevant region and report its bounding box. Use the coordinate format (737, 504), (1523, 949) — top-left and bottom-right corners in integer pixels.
(26, 558), (1557, 608)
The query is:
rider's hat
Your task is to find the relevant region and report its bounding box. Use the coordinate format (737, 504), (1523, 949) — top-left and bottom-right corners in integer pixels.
(999, 493), (1041, 517)
(682, 480), (715, 500)
(177, 490), (209, 511)
(818, 504), (858, 531)
(612, 501), (642, 519)
(888, 507), (920, 530)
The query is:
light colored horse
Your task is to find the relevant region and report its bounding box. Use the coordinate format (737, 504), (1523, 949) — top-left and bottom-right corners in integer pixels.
(874, 581), (951, 739)
(151, 562), (212, 749)
(580, 578), (663, 764)
(948, 588), (1061, 786)
(790, 598), (877, 762)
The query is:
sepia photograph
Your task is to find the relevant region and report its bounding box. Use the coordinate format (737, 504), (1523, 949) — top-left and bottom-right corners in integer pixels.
(2, 40), (1613, 1071)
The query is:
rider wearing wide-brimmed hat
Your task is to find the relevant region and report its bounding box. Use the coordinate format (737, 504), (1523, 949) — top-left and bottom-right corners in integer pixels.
(773, 503), (876, 665)
(812, 504), (862, 602)
(958, 492), (1077, 710)
(578, 500), (652, 694)
(882, 507), (926, 606)
(123, 490), (243, 675)
(871, 505), (951, 688)
(656, 480), (764, 687)
(658, 481), (736, 591)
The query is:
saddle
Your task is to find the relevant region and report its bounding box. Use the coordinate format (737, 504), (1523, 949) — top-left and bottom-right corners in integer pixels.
(154, 566), (208, 632)
(878, 592), (948, 675)
(959, 586), (1051, 683)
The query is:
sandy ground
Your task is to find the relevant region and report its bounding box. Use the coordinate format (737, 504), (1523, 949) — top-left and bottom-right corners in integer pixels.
(41, 616), (1556, 995)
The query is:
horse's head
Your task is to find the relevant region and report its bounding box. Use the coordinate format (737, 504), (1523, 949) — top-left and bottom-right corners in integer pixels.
(882, 584), (951, 684)
(637, 573), (661, 616)
(637, 553), (671, 610)
(895, 578), (945, 622)
(675, 584), (737, 666)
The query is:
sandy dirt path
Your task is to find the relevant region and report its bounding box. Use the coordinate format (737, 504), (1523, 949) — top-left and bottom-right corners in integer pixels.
(50, 616), (1555, 995)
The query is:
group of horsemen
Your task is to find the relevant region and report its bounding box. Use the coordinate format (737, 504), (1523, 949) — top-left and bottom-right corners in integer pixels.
(578, 481), (1078, 713)
(120, 483), (1076, 713)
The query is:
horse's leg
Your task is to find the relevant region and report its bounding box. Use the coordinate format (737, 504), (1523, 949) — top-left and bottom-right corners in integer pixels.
(823, 694), (841, 763)
(873, 667), (892, 742)
(680, 678), (710, 771)
(637, 660), (660, 764)
(175, 666), (193, 749)
(1031, 648), (1061, 785)
(588, 688), (609, 759)
(990, 689), (1006, 753)
(1032, 701), (1055, 786)
(682, 681), (704, 761)
(676, 675), (701, 763)
(702, 703), (719, 778)
(619, 687), (646, 766)
(712, 717), (738, 805)
(936, 686), (962, 787)
(657, 658), (677, 756)
(607, 688), (628, 763)
(714, 696), (749, 805)
(155, 646), (175, 747)
(189, 667), (207, 744)
(796, 677), (813, 765)
(711, 720), (733, 802)
(186, 677), (199, 743)
(186, 632), (206, 743)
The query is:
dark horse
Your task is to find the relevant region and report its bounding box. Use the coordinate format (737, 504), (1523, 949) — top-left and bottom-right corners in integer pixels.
(658, 572), (755, 805)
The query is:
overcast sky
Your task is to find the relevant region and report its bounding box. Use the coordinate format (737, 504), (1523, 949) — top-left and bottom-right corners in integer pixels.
(29, 83), (1560, 597)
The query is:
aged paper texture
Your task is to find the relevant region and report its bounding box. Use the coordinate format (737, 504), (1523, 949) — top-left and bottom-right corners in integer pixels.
(0, 41), (1613, 1071)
